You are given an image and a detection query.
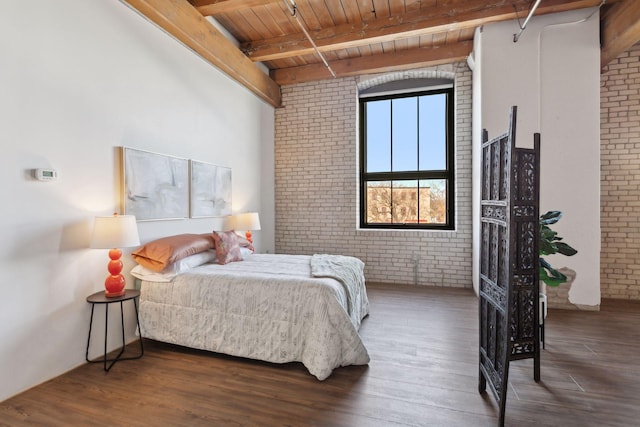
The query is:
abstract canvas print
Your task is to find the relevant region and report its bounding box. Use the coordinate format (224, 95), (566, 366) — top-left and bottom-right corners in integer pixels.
(122, 147), (189, 221)
(190, 160), (232, 218)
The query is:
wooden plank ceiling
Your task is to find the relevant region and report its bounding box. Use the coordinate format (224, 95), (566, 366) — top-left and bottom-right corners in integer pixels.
(124, 0), (640, 107)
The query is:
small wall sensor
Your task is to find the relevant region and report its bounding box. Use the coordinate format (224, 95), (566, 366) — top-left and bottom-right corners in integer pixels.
(33, 168), (59, 181)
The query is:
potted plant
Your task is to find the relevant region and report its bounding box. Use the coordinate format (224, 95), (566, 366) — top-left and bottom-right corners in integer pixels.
(539, 210), (577, 286)
(538, 211), (577, 347)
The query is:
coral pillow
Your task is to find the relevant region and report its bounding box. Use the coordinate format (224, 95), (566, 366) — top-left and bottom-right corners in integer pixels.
(132, 233), (214, 272)
(212, 231), (243, 264)
(131, 250), (217, 282)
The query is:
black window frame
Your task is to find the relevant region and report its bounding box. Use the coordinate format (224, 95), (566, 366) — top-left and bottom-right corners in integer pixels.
(359, 87), (455, 230)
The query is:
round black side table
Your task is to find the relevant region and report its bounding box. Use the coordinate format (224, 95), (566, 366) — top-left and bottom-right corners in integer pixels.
(85, 289), (144, 371)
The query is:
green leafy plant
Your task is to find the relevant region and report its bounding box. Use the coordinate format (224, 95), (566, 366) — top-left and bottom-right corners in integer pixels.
(539, 211), (578, 287)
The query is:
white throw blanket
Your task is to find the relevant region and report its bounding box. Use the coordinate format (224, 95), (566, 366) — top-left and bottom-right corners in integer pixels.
(310, 254), (367, 329)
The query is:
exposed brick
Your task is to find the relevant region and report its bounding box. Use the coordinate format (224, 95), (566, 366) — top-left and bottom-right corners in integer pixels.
(601, 43), (640, 300)
(274, 64), (473, 288)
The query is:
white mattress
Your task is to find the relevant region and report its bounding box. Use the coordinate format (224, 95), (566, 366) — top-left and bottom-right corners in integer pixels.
(139, 254), (370, 380)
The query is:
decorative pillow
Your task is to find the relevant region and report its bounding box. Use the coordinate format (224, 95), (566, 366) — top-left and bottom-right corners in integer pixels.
(212, 231), (243, 264)
(236, 234), (255, 253)
(131, 233), (214, 272)
(236, 234), (252, 248)
(131, 250), (217, 282)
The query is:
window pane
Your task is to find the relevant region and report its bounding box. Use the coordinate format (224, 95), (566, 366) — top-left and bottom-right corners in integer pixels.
(366, 181), (392, 224)
(419, 94), (447, 170)
(359, 86), (454, 230)
(419, 179), (447, 224)
(366, 100), (391, 173)
(392, 180), (419, 224)
(392, 97), (418, 172)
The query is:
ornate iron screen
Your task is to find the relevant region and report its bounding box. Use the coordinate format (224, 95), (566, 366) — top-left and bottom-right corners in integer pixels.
(478, 106), (540, 427)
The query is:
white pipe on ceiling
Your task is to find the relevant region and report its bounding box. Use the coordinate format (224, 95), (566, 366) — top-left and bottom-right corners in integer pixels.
(283, 0), (336, 78)
(513, 0), (543, 42)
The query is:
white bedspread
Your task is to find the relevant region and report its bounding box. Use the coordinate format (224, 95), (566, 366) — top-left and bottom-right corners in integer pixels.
(139, 254), (370, 380)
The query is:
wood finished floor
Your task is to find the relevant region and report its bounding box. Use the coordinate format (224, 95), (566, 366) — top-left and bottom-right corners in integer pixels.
(1, 283), (639, 426)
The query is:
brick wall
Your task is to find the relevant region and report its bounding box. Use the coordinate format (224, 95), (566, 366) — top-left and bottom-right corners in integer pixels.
(601, 43), (640, 300)
(274, 63), (473, 287)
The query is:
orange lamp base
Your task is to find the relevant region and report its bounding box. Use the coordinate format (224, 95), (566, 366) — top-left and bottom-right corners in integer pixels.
(104, 248), (126, 298)
(245, 230), (253, 244)
(105, 275), (126, 297)
(105, 290), (126, 298)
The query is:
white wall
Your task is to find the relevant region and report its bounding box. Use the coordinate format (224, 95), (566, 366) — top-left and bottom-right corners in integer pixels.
(471, 29), (483, 297)
(0, 0), (274, 401)
(472, 9), (601, 306)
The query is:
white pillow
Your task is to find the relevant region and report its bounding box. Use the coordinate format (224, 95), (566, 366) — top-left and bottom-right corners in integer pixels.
(240, 247), (254, 260)
(131, 250), (217, 282)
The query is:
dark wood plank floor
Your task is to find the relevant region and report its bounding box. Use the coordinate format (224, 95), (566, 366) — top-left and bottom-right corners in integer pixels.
(1, 283), (639, 426)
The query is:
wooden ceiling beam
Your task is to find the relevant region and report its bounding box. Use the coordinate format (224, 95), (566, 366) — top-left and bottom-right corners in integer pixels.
(243, 0), (614, 62)
(190, 0), (282, 16)
(122, 0), (281, 107)
(271, 40), (474, 86)
(601, 0), (640, 68)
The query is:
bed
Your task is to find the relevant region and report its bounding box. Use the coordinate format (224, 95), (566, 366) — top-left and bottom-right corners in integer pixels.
(135, 249), (370, 381)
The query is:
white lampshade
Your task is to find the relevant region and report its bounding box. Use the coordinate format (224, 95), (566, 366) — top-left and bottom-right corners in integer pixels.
(232, 212), (261, 231)
(222, 215), (236, 231)
(90, 214), (140, 249)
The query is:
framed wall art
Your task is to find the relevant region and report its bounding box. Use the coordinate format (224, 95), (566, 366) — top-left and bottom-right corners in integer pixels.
(190, 160), (232, 218)
(121, 147), (189, 221)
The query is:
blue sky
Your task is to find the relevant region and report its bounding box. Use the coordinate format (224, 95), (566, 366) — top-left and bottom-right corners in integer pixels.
(366, 93), (446, 174)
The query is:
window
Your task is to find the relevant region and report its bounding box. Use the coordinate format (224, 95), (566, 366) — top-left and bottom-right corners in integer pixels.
(359, 87), (454, 230)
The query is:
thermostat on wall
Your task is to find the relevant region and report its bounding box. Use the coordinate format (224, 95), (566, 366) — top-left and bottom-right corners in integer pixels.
(34, 168), (59, 181)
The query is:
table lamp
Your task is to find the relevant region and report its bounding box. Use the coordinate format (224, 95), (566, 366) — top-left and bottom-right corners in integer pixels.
(233, 212), (261, 244)
(90, 214), (140, 297)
